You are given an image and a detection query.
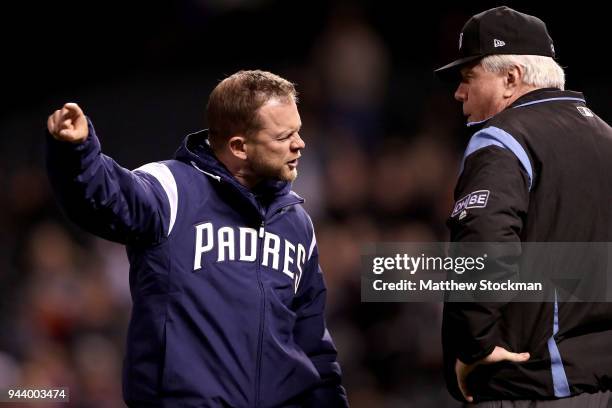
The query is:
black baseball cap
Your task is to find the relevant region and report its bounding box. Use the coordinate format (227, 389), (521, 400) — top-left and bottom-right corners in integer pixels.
(435, 6), (556, 78)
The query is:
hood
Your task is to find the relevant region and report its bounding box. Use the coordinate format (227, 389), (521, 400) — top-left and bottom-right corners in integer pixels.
(173, 130), (301, 218)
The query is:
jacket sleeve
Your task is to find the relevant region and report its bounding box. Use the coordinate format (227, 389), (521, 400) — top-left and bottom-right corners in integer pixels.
(292, 223), (348, 407)
(443, 144), (530, 399)
(46, 118), (174, 245)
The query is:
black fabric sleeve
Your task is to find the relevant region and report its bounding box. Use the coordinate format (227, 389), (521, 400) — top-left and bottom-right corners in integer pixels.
(443, 145), (530, 400)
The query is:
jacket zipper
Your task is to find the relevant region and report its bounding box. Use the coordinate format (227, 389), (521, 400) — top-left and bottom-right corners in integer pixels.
(254, 219), (265, 408)
(254, 199), (303, 407)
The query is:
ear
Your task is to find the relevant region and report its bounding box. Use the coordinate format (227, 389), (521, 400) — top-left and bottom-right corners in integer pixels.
(503, 65), (524, 98)
(228, 135), (248, 160)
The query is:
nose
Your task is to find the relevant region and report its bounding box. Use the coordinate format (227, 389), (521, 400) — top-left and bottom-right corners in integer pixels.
(454, 83), (466, 102)
(291, 133), (305, 151)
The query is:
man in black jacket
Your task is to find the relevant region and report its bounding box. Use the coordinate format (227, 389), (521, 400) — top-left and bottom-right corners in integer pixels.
(436, 6), (612, 407)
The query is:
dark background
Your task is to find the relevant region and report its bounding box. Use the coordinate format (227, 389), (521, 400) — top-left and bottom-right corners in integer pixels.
(0, 1), (609, 406)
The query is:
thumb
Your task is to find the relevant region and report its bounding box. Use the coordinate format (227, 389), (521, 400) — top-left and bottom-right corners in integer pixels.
(485, 346), (530, 364)
(455, 359), (475, 403)
(505, 351), (530, 362)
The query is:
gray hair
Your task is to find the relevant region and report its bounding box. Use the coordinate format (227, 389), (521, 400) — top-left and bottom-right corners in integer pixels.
(480, 54), (565, 90)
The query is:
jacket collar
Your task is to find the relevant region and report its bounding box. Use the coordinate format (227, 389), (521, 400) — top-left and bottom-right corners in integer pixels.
(509, 88), (585, 109)
(466, 88), (586, 128)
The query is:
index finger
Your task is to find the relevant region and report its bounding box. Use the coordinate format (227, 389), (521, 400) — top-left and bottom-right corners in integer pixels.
(62, 102), (84, 118)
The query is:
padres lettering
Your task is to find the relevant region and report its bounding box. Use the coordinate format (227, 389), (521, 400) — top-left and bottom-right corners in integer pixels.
(193, 222), (306, 282)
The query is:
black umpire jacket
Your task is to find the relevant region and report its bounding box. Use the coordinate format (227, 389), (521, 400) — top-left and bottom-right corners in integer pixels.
(444, 88), (612, 401)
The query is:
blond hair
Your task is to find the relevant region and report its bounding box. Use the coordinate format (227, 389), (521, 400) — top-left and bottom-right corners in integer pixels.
(207, 70), (298, 150)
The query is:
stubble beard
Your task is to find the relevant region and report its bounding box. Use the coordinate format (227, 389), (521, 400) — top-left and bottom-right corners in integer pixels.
(250, 157), (297, 183)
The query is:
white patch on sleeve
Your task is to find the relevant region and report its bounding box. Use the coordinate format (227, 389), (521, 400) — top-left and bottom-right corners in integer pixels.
(134, 162), (178, 236)
(451, 190), (490, 217)
(576, 106), (593, 117)
(306, 215), (317, 261)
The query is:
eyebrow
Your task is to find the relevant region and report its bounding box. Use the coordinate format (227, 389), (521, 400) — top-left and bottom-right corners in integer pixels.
(278, 124), (302, 138)
(459, 69), (474, 80)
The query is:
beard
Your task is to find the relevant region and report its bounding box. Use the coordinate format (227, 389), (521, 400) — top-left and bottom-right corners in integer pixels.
(249, 155), (297, 182)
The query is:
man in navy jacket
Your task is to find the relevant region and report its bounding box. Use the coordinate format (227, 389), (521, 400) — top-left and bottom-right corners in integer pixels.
(46, 70), (348, 407)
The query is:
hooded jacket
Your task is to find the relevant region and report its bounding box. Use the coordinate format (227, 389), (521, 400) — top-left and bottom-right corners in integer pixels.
(47, 121), (348, 407)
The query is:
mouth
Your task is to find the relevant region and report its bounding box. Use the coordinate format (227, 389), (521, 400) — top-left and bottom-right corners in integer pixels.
(287, 158), (299, 169)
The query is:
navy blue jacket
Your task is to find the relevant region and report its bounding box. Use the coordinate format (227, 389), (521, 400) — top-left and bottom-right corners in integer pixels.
(46, 120), (348, 407)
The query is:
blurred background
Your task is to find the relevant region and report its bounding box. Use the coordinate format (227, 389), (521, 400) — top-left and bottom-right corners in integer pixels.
(0, 0), (609, 406)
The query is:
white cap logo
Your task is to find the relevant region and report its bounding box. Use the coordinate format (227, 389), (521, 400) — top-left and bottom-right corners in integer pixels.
(459, 32), (463, 50)
(493, 39), (506, 48)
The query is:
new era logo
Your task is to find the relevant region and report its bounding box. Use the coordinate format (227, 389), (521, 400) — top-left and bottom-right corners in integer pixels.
(493, 39), (506, 48)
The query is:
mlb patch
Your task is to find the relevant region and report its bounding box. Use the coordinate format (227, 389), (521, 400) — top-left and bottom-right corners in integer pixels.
(451, 190), (490, 217)
(576, 106), (593, 117)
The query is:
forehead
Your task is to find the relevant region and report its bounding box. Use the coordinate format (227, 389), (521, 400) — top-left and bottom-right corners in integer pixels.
(459, 61), (483, 77)
(257, 98), (301, 129)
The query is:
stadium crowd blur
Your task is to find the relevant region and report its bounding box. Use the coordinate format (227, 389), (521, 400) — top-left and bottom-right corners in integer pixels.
(0, 1), (608, 407)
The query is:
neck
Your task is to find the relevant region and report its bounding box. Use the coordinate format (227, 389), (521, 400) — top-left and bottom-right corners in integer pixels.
(233, 170), (260, 190)
(505, 85), (540, 108)
(215, 149), (259, 190)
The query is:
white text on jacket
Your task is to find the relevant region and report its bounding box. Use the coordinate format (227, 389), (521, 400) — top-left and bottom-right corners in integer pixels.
(193, 222), (306, 286)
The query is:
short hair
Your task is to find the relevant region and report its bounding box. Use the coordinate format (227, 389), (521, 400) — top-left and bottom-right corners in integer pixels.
(480, 54), (565, 90)
(206, 70), (298, 150)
